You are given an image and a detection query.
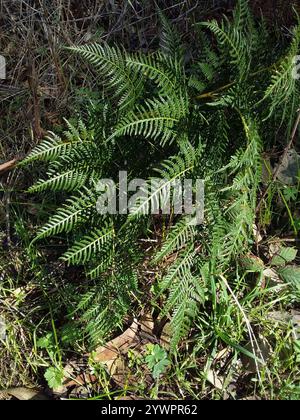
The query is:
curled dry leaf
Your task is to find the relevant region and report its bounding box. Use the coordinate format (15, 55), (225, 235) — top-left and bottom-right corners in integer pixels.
(214, 347), (231, 363)
(63, 319), (145, 393)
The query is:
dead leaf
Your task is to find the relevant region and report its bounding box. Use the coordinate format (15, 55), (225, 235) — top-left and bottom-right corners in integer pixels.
(263, 268), (282, 285)
(276, 149), (300, 185)
(267, 310), (300, 339)
(93, 319), (139, 363)
(214, 347), (231, 363)
(160, 322), (172, 350)
(269, 241), (282, 259)
(63, 372), (97, 390)
(205, 370), (224, 391)
(267, 311), (292, 323)
(0, 387), (49, 400)
(140, 312), (154, 336)
(291, 310), (300, 340)
(253, 224), (263, 244)
(107, 356), (131, 387)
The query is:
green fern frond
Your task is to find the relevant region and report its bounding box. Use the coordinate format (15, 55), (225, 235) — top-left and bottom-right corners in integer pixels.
(21, 132), (76, 164)
(70, 43), (143, 110)
(112, 94), (189, 146)
(28, 169), (90, 193)
(159, 247), (195, 297)
(201, 19), (248, 78)
(154, 217), (196, 264)
(258, 23), (300, 121)
(33, 187), (96, 241)
(87, 250), (115, 279)
(158, 247), (206, 351)
(169, 296), (197, 352)
(215, 115), (262, 266)
(129, 151), (195, 219)
(21, 120), (92, 165)
(158, 8), (184, 64)
(126, 52), (177, 93)
(61, 222), (115, 265)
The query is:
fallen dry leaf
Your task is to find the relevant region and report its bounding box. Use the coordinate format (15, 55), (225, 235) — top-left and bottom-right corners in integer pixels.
(93, 319), (139, 363)
(205, 370), (224, 391)
(263, 268), (282, 286)
(214, 347), (231, 363)
(0, 387), (49, 400)
(253, 224), (263, 244)
(106, 356), (132, 387)
(64, 318), (154, 394)
(140, 311), (154, 336)
(160, 322), (172, 350)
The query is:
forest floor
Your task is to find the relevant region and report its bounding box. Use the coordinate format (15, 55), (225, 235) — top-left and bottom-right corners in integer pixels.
(0, 0), (300, 400)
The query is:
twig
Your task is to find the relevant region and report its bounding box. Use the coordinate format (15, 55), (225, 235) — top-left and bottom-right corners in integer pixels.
(4, 185), (11, 249)
(0, 159), (18, 174)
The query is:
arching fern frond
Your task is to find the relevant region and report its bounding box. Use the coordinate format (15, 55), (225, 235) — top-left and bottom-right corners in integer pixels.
(258, 22), (300, 122)
(28, 169), (90, 193)
(69, 43), (143, 110)
(61, 222), (115, 265)
(158, 8), (184, 64)
(126, 52), (177, 94)
(129, 148), (195, 219)
(33, 187), (96, 242)
(21, 120), (92, 165)
(111, 94), (189, 146)
(153, 217), (196, 264)
(159, 247), (206, 351)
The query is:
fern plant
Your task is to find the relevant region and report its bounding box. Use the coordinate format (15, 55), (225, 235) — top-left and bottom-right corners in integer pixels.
(21, 0), (300, 351)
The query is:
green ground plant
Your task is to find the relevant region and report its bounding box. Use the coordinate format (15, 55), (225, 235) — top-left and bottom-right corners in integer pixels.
(22, 0), (300, 349)
(1, 0), (300, 399)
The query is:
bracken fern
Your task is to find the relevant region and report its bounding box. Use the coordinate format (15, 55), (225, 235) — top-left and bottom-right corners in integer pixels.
(21, 0), (300, 351)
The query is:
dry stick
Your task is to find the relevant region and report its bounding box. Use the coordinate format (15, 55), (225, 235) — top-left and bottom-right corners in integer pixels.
(256, 109), (300, 214)
(4, 176), (11, 249)
(0, 159), (18, 174)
